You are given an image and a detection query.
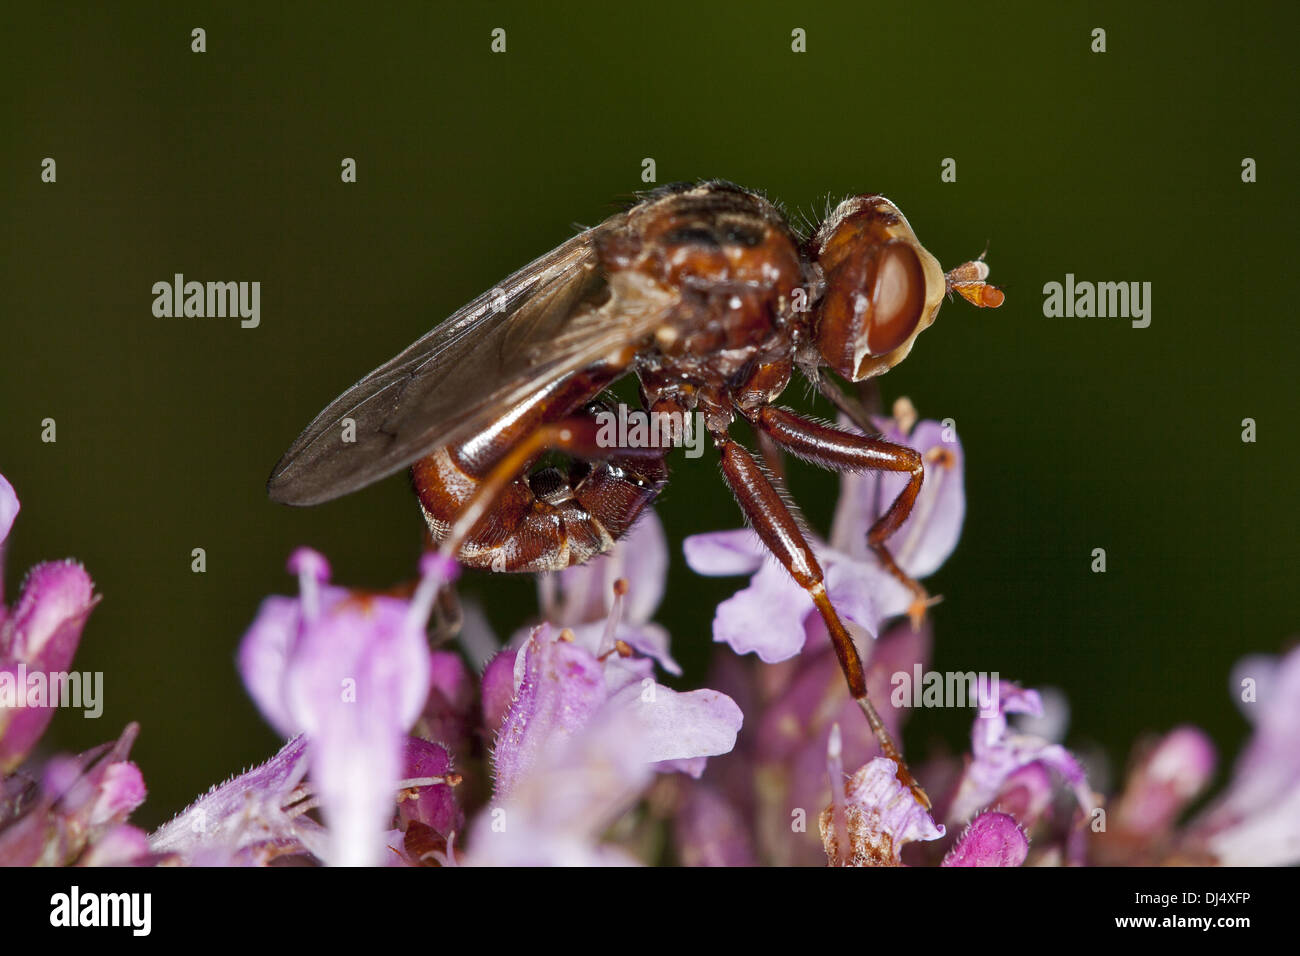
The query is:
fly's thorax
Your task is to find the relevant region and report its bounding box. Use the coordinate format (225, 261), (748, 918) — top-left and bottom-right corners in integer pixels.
(602, 181), (805, 363)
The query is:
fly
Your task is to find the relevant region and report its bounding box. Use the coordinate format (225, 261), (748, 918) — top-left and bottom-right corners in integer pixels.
(267, 180), (1004, 807)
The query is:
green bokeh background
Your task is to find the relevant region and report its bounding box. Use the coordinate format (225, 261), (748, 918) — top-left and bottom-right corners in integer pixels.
(2, 1), (1295, 829)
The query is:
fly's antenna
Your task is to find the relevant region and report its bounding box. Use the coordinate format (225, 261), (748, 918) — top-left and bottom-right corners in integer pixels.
(944, 246), (1005, 308)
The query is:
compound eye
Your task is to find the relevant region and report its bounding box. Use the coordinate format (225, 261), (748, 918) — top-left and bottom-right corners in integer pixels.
(867, 242), (927, 355)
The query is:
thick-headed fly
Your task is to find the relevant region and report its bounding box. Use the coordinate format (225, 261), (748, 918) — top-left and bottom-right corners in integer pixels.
(268, 181), (1004, 807)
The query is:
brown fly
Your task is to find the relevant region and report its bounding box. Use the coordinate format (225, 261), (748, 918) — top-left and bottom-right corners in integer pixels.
(267, 181), (1004, 807)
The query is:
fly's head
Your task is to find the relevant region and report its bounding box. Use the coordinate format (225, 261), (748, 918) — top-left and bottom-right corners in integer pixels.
(808, 195), (1003, 381)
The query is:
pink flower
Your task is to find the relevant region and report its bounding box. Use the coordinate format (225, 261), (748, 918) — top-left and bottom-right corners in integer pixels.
(942, 812), (1029, 867)
(471, 623), (743, 864)
(1186, 645), (1300, 865)
(947, 683), (1094, 825)
(0, 474), (99, 773)
(236, 548), (451, 865)
(151, 735), (325, 865)
(820, 726), (945, 867)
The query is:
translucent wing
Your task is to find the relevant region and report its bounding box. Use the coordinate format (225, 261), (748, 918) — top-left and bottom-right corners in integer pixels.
(267, 217), (672, 506)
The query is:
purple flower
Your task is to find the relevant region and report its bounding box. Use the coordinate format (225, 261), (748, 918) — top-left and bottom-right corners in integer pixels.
(394, 736), (462, 845)
(151, 735), (325, 865)
(491, 626), (608, 799)
(0, 474), (18, 572)
(531, 508), (680, 674)
(0, 723), (146, 866)
(756, 619), (931, 865)
(470, 622), (742, 864)
(1186, 645), (1300, 865)
(684, 405), (964, 664)
(828, 410), (965, 581)
(1113, 726), (1217, 838)
(989, 762), (1057, 830)
(0, 476), (99, 773)
(81, 824), (153, 867)
(947, 683), (1094, 825)
(0, 474), (145, 867)
(493, 624), (742, 789)
(820, 726), (945, 866)
(493, 508), (741, 784)
(236, 548), (451, 866)
(468, 706), (653, 866)
(480, 647), (518, 735)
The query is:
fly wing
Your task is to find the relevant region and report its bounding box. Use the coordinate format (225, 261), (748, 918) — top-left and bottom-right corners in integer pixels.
(267, 217), (673, 506)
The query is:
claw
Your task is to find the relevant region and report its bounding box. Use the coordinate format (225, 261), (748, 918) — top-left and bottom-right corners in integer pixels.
(894, 761), (933, 812)
(855, 696), (932, 811)
(906, 590), (944, 631)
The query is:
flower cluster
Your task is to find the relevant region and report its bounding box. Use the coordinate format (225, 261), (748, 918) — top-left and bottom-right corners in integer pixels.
(1, 395), (1297, 866)
(0, 474), (147, 866)
(154, 512), (741, 866)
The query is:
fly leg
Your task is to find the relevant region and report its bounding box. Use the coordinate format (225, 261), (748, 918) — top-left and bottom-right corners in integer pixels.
(715, 435), (929, 809)
(814, 375), (882, 436)
(751, 405), (940, 629)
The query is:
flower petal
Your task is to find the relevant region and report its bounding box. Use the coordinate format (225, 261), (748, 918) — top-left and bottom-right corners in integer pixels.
(0, 473), (18, 552)
(606, 682), (742, 766)
(397, 737), (463, 838)
(820, 757), (945, 866)
(236, 593), (314, 739)
(81, 824), (152, 866)
(1, 724), (145, 866)
(4, 560), (96, 666)
(948, 683), (1093, 824)
(711, 561), (810, 663)
(468, 709), (651, 866)
(0, 561), (98, 771)
(479, 648), (518, 735)
(682, 528), (768, 576)
(1190, 646), (1300, 865)
(235, 551), (443, 866)
(286, 604), (431, 866)
(830, 417), (965, 578)
(492, 627), (606, 800)
(151, 735), (325, 866)
(1113, 726), (1215, 837)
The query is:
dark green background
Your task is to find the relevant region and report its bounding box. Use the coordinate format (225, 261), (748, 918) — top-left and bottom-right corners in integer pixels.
(2, 1), (1295, 827)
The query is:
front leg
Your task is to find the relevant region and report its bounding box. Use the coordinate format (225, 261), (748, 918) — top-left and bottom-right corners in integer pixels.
(716, 437), (929, 809)
(752, 405), (939, 629)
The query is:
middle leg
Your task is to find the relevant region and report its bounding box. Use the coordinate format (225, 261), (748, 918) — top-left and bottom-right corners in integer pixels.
(751, 405), (941, 628)
(715, 435), (930, 809)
